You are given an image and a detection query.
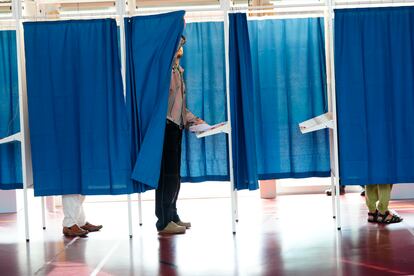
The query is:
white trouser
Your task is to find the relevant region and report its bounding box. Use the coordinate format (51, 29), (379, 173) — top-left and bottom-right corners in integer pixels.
(62, 194), (86, 227)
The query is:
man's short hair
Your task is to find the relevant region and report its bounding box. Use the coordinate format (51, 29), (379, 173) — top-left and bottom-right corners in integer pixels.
(179, 35), (186, 48)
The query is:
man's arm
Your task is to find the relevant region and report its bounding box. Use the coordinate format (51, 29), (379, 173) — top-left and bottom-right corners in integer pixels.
(185, 108), (205, 128)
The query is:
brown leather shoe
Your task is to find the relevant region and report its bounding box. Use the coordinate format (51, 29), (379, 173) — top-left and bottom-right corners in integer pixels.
(81, 222), (103, 232)
(176, 220), (191, 229)
(63, 225), (88, 237)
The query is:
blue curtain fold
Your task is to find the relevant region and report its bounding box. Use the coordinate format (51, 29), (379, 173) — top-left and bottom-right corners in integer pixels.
(248, 18), (330, 179)
(125, 11), (185, 192)
(180, 21), (229, 183)
(229, 13), (259, 190)
(0, 31), (22, 190)
(24, 19), (132, 196)
(335, 7), (414, 185)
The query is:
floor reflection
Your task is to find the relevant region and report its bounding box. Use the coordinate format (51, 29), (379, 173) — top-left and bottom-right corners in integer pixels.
(0, 193), (414, 275)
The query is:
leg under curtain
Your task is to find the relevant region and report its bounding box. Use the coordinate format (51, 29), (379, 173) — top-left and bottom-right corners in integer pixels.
(155, 122), (183, 232)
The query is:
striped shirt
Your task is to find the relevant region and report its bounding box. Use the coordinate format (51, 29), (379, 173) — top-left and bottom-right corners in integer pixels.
(167, 64), (199, 128)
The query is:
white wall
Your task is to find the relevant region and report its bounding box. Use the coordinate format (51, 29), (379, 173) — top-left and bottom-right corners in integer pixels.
(0, 190), (17, 213)
(391, 184), (414, 200)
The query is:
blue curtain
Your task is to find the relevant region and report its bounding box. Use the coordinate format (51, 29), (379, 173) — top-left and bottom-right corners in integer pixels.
(335, 7), (414, 185)
(24, 19), (132, 196)
(126, 11), (185, 192)
(180, 22), (229, 183)
(0, 31), (22, 190)
(248, 18), (330, 179)
(229, 14), (259, 191)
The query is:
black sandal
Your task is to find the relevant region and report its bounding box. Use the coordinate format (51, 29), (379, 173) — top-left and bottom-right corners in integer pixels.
(367, 210), (378, 223)
(377, 211), (403, 224)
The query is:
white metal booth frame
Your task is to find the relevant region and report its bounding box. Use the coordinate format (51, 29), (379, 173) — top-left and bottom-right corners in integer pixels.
(1, 0), (414, 242)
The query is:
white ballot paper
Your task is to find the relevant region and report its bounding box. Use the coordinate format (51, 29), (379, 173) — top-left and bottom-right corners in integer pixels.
(189, 122), (229, 138)
(299, 112), (333, 134)
(189, 123), (211, 133)
(0, 132), (21, 145)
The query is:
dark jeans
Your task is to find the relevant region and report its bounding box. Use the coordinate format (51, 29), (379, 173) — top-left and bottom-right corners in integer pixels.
(155, 121), (183, 230)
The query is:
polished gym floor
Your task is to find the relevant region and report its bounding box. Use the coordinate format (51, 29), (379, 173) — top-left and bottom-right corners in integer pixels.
(1, 186), (414, 276)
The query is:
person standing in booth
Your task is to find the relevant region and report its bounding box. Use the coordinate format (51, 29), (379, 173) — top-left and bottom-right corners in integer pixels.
(156, 35), (206, 235)
(365, 184), (403, 224)
(62, 195), (102, 237)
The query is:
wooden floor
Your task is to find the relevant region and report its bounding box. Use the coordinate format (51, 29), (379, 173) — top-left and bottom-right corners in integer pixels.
(1, 190), (414, 276)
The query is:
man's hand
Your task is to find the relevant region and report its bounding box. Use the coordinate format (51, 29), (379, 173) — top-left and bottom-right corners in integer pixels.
(189, 123), (211, 133)
(194, 118), (206, 125)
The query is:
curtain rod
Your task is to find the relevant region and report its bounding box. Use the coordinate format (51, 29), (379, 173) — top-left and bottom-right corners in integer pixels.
(335, 0), (414, 4)
(21, 12), (118, 20)
(334, 0), (414, 9)
(231, 3), (325, 11)
(133, 6), (222, 15)
(133, 3), (324, 15)
(247, 10), (325, 17)
(14, 0), (414, 22)
(133, 0), (414, 16)
(229, 0), (414, 12)
(0, 16), (13, 20)
(0, 26), (16, 30)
